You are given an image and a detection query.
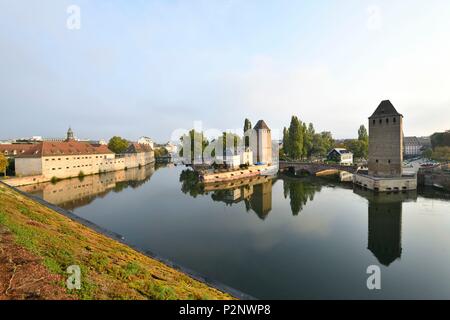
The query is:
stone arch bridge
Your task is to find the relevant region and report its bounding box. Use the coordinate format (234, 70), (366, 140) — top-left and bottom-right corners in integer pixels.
(279, 161), (363, 176)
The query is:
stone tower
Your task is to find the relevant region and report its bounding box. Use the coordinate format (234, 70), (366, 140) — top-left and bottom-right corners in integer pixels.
(66, 127), (75, 142)
(368, 100), (403, 177)
(253, 120), (272, 165)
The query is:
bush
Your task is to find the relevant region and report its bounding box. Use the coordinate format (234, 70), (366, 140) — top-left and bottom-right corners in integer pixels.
(78, 171), (85, 181)
(50, 176), (60, 184)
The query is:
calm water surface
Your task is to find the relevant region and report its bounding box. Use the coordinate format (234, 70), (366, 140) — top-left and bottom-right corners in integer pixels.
(21, 164), (450, 299)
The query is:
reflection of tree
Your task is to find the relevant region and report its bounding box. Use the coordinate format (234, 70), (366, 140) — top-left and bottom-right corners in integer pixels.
(283, 179), (321, 216)
(179, 169), (204, 198)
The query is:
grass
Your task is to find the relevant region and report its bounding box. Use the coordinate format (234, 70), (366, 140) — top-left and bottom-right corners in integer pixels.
(0, 183), (234, 300)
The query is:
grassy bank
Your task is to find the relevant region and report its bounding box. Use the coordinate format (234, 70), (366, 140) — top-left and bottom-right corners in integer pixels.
(0, 183), (233, 300)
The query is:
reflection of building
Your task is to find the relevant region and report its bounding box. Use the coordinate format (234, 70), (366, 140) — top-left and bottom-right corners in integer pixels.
(249, 181), (273, 219)
(327, 148), (353, 165)
(19, 165), (155, 210)
(354, 188), (417, 266)
(206, 176), (273, 220)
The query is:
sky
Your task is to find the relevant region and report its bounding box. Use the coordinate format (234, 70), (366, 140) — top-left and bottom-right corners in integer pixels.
(0, 0), (449, 142)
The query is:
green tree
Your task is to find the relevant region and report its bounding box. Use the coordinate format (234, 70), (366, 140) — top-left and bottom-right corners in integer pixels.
(431, 131), (450, 149)
(358, 125), (369, 142)
(304, 123), (315, 158)
(108, 136), (129, 154)
(288, 116), (304, 160)
(431, 146), (450, 161)
(282, 127), (290, 158)
(221, 132), (241, 157)
(179, 129), (209, 162)
(320, 131), (334, 154)
(243, 118), (252, 149)
(345, 139), (368, 159)
(422, 148), (433, 159)
(0, 154), (7, 177)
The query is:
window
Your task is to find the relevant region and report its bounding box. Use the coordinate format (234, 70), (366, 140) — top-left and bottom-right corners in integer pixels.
(373, 119), (375, 125)
(388, 159), (391, 164)
(376, 159), (379, 163)
(386, 118), (389, 124)
(379, 119), (382, 124)
(393, 117), (396, 123)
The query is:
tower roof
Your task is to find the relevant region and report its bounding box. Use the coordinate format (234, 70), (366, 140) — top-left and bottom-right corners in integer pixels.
(254, 120), (270, 130)
(370, 100), (402, 118)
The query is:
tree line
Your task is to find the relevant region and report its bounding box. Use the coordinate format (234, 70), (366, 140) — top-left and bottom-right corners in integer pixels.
(281, 115), (368, 161)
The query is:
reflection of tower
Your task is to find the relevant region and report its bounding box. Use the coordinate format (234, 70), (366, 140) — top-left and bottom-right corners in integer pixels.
(353, 188), (417, 266)
(367, 200), (402, 266)
(250, 181), (272, 219)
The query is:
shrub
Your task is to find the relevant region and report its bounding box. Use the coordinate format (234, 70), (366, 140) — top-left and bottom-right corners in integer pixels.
(50, 176), (60, 184)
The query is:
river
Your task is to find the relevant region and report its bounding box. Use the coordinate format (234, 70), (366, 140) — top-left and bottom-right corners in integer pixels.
(19, 164), (450, 299)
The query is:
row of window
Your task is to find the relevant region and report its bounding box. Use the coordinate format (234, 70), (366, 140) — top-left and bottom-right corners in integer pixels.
(45, 155), (108, 161)
(49, 160), (125, 171)
(372, 117), (397, 125)
(375, 159), (393, 164)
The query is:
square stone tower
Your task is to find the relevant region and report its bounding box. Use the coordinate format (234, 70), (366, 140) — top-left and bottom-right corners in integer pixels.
(368, 100), (404, 177)
(253, 120), (272, 165)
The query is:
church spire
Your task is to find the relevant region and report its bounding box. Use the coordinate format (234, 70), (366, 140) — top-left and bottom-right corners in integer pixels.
(66, 126), (75, 141)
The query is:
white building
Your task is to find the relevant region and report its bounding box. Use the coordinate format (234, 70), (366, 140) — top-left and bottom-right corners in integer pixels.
(404, 136), (422, 158)
(138, 136), (154, 150)
(327, 148), (353, 165)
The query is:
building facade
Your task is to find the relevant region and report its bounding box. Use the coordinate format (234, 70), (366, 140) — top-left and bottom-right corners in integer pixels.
(327, 148), (353, 165)
(368, 100), (403, 177)
(253, 120), (272, 165)
(404, 136), (422, 158)
(137, 136), (154, 150)
(354, 100), (417, 192)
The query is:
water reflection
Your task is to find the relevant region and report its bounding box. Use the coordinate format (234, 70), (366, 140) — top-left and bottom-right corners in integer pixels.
(353, 188), (417, 266)
(19, 164), (155, 210)
(179, 169), (327, 218)
(282, 178), (322, 216)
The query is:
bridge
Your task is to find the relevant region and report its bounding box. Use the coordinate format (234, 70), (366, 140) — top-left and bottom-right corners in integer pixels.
(279, 161), (362, 176)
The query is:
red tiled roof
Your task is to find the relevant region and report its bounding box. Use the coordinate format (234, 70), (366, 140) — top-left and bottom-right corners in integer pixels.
(16, 141), (114, 158)
(125, 143), (153, 153)
(0, 144), (37, 156)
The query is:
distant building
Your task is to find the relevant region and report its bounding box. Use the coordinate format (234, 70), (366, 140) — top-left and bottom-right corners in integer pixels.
(0, 144), (36, 159)
(253, 120), (272, 165)
(13, 128), (154, 182)
(327, 148), (353, 165)
(164, 142), (178, 154)
(66, 127), (75, 141)
(137, 136), (154, 149)
(241, 150), (253, 166)
(122, 143), (155, 166)
(403, 136), (422, 158)
(15, 141), (115, 178)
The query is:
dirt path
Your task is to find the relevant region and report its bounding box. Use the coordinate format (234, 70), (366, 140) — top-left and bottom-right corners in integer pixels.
(0, 225), (75, 300)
